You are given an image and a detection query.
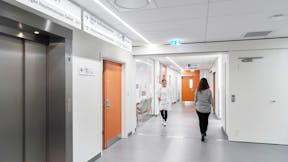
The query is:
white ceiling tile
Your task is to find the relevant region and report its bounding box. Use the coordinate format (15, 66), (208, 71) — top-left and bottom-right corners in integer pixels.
(134, 19), (205, 32)
(207, 13), (288, 41)
(209, 0), (288, 17)
(143, 30), (205, 44)
(155, 0), (207, 8)
(119, 4), (207, 23)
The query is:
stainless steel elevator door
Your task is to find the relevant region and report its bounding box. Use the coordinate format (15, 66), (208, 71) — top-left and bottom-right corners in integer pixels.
(0, 35), (23, 162)
(0, 35), (47, 162)
(25, 41), (47, 162)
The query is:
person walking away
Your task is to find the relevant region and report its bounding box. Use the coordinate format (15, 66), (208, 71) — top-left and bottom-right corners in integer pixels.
(158, 79), (171, 127)
(195, 78), (213, 142)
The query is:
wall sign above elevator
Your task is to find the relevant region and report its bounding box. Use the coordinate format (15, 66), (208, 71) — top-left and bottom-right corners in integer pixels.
(83, 11), (132, 52)
(16, 0), (81, 29)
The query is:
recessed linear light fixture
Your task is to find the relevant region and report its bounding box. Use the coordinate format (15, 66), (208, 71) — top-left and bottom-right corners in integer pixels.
(166, 57), (184, 71)
(93, 0), (152, 44)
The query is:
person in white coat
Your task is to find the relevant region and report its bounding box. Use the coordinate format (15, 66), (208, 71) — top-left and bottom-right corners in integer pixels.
(158, 79), (171, 127)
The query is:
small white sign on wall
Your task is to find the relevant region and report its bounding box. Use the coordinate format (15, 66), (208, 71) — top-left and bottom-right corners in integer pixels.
(79, 66), (97, 76)
(16, 0), (82, 29)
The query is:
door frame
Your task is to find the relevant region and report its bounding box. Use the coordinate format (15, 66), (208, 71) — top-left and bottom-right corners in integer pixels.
(102, 59), (126, 149)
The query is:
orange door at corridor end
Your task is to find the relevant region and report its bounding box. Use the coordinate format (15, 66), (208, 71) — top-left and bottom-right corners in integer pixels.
(181, 70), (200, 102)
(103, 60), (122, 149)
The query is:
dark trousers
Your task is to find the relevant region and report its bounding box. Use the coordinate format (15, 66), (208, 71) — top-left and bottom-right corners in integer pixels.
(160, 110), (168, 121)
(196, 111), (210, 135)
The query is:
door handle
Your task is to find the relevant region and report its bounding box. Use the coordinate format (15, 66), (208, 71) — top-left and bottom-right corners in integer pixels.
(105, 99), (111, 108)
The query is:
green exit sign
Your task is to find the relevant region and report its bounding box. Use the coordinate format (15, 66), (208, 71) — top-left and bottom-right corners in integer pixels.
(170, 39), (181, 46)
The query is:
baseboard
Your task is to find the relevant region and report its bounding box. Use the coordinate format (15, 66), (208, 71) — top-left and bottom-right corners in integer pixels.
(87, 153), (101, 162)
(221, 126), (228, 139)
(107, 135), (121, 148)
(128, 131), (133, 137)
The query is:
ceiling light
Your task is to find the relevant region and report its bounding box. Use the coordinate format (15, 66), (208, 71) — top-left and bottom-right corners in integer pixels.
(93, 0), (152, 44)
(166, 57), (184, 71)
(114, 0), (151, 9)
(18, 23), (23, 29)
(135, 59), (152, 66)
(17, 32), (24, 38)
(34, 31), (40, 34)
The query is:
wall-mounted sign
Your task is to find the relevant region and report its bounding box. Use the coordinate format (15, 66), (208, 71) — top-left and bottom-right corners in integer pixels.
(16, 0), (81, 29)
(83, 11), (132, 52)
(79, 66), (97, 76)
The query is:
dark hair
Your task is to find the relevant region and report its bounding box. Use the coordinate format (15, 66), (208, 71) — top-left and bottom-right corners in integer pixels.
(197, 78), (210, 92)
(162, 79), (166, 82)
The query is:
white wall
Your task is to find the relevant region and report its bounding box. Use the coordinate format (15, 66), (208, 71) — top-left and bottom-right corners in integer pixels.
(72, 30), (136, 162)
(177, 72), (182, 102)
(206, 55), (228, 134)
(210, 55), (227, 122)
(72, 57), (102, 162)
(227, 49), (288, 145)
(153, 60), (161, 115)
(200, 70), (210, 80)
(166, 67), (180, 103)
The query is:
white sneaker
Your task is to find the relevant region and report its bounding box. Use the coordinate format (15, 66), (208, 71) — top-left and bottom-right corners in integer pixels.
(161, 120), (166, 127)
(163, 121), (167, 127)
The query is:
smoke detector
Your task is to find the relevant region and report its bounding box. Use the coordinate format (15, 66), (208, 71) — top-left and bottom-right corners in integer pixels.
(109, 0), (157, 11)
(114, 0), (151, 9)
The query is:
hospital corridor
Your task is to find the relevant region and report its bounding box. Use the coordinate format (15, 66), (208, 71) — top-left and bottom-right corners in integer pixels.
(0, 0), (288, 162)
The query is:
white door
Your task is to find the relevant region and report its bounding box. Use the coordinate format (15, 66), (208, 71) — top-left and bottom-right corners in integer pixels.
(229, 49), (288, 145)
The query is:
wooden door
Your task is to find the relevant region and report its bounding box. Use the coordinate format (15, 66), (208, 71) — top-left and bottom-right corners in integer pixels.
(182, 77), (193, 101)
(103, 60), (122, 149)
(181, 70), (200, 101)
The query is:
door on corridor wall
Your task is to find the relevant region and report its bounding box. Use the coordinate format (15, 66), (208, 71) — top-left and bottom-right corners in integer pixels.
(181, 70), (200, 102)
(103, 60), (122, 149)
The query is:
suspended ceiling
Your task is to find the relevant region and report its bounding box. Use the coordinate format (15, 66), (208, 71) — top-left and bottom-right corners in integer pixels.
(72, 0), (288, 45)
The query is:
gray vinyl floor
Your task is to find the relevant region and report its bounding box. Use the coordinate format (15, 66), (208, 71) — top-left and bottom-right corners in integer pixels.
(96, 103), (288, 162)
